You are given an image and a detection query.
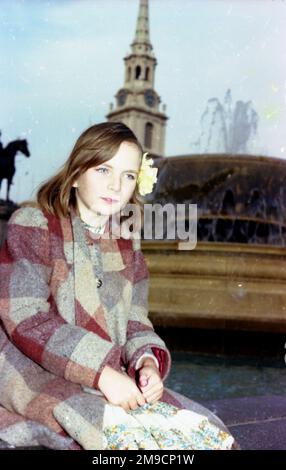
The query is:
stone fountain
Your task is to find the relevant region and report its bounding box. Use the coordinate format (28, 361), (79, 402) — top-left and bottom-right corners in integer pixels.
(142, 154), (286, 333)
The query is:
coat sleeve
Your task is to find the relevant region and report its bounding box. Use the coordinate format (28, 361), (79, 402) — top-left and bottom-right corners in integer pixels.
(121, 237), (172, 382)
(0, 207), (122, 390)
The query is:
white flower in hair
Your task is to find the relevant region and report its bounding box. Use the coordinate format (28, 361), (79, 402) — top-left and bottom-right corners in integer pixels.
(137, 152), (158, 196)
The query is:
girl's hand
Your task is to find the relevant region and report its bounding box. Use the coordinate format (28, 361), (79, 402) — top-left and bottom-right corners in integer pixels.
(98, 365), (146, 411)
(138, 361), (164, 404)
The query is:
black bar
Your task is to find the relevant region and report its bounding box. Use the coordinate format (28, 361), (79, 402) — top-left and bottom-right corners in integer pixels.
(0, 449), (285, 466)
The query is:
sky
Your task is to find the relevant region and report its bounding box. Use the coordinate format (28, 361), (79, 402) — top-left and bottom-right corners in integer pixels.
(0, 0), (285, 203)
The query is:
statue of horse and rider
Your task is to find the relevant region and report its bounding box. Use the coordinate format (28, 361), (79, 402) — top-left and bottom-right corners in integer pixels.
(0, 130), (30, 202)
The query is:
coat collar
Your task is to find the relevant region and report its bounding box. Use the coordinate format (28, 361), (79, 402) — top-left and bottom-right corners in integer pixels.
(68, 204), (129, 272)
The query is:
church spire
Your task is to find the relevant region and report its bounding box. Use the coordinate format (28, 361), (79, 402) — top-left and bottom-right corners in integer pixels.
(106, 0), (168, 158)
(131, 0), (153, 55)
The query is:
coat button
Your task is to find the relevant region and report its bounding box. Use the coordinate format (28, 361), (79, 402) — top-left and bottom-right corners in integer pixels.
(96, 279), (102, 288)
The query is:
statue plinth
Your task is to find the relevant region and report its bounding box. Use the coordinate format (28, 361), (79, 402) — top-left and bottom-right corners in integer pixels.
(0, 199), (19, 247)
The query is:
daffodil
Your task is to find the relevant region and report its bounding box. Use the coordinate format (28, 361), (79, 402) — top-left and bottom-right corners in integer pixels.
(137, 152), (158, 196)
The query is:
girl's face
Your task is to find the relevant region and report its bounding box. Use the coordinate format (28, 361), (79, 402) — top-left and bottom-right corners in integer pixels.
(72, 141), (141, 221)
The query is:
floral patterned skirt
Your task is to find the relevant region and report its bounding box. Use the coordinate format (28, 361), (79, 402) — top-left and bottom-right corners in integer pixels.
(102, 401), (234, 450)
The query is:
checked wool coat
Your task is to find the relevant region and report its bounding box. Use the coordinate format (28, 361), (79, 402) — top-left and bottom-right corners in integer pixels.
(0, 205), (234, 449)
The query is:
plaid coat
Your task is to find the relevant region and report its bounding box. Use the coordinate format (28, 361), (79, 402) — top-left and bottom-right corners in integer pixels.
(0, 205), (233, 449)
(0, 205), (171, 385)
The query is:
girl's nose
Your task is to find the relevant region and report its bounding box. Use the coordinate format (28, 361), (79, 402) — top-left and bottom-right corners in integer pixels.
(108, 175), (121, 192)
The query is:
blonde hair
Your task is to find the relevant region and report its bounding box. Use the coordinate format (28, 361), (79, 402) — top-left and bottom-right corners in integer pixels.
(20, 122), (145, 225)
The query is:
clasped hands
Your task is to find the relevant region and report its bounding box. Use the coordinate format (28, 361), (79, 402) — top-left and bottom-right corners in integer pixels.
(98, 358), (164, 411)
(136, 357), (164, 405)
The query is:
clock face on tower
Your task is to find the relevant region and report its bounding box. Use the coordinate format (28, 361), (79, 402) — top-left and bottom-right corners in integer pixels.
(144, 90), (155, 107)
(118, 90), (127, 106)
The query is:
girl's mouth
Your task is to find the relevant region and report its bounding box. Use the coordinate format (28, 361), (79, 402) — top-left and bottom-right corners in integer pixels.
(101, 197), (119, 204)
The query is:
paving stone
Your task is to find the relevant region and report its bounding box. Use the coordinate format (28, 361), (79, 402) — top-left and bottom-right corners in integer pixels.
(201, 395), (286, 449)
(202, 395), (286, 425)
(228, 418), (286, 450)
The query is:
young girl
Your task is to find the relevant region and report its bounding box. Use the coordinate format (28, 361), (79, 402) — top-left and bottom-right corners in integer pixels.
(0, 122), (237, 450)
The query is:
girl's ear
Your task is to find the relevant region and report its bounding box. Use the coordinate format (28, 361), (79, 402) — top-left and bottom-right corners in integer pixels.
(72, 181), (79, 188)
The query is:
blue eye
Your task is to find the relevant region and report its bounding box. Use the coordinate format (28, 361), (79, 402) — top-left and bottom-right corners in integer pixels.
(97, 167), (108, 174)
(96, 168), (135, 180)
